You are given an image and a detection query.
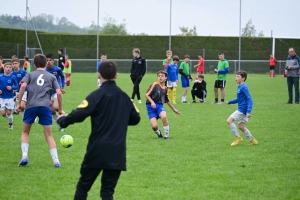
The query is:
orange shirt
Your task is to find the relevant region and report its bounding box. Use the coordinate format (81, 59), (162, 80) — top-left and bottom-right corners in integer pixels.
(270, 58), (277, 66)
(197, 58), (204, 71)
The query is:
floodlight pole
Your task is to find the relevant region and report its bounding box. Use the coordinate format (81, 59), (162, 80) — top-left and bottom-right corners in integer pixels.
(168, 0), (172, 50)
(96, 0), (99, 62)
(25, 0), (28, 56)
(238, 0), (241, 71)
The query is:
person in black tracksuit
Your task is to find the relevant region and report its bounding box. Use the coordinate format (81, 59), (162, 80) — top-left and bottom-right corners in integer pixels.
(57, 61), (140, 200)
(58, 48), (65, 71)
(130, 48), (146, 103)
(191, 74), (207, 103)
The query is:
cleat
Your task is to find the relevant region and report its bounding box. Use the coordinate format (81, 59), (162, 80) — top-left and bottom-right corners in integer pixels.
(54, 162), (61, 168)
(130, 99), (134, 102)
(164, 136), (169, 140)
(286, 102), (292, 104)
(211, 101), (218, 104)
(138, 100), (142, 104)
(18, 158), (28, 166)
(155, 130), (163, 138)
(192, 100), (196, 103)
(181, 101), (188, 103)
(249, 138), (258, 145)
(59, 128), (65, 132)
(8, 124), (13, 130)
(13, 111), (19, 115)
(217, 101), (224, 104)
(231, 136), (243, 146)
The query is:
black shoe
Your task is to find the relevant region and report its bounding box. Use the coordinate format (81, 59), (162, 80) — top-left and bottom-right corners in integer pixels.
(192, 100), (196, 103)
(286, 102), (292, 104)
(155, 130), (163, 138)
(13, 111), (19, 115)
(295, 102), (299, 104)
(182, 101), (188, 103)
(164, 136), (169, 140)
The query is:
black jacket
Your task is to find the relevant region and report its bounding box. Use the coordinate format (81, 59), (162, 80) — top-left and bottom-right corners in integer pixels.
(57, 81), (140, 170)
(58, 54), (65, 69)
(192, 80), (207, 93)
(130, 56), (146, 78)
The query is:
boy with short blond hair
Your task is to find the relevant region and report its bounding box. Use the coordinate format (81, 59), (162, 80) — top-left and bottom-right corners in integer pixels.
(163, 50), (173, 69)
(226, 70), (258, 146)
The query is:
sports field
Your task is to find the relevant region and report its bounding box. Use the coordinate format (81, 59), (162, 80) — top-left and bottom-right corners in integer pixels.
(0, 73), (299, 200)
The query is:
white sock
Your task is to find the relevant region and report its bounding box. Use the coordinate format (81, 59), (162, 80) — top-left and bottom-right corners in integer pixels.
(7, 114), (13, 124)
(184, 96), (186, 101)
(229, 123), (239, 137)
(163, 126), (169, 137)
(50, 148), (59, 163)
(21, 143), (29, 158)
(243, 128), (253, 140)
(182, 96), (184, 102)
(53, 114), (58, 121)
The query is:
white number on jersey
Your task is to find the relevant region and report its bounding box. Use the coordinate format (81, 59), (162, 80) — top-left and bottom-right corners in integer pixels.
(37, 74), (45, 86)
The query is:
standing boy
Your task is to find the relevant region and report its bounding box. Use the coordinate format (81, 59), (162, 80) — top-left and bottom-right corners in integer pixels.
(163, 50), (173, 69)
(212, 52), (229, 104)
(191, 74), (207, 103)
(58, 48), (65, 71)
(46, 54), (65, 131)
(57, 60), (140, 200)
(11, 57), (27, 115)
(269, 54), (277, 78)
(179, 55), (193, 103)
(145, 70), (180, 139)
(62, 54), (72, 87)
(17, 54), (63, 167)
(193, 53), (204, 76)
(23, 56), (31, 72)
(96, 53), (107, 88)
(0, 62), (18, 129)
(130, 48), (146, 103)
(166, 55), (179, 104)
(226, 70), (258, 146)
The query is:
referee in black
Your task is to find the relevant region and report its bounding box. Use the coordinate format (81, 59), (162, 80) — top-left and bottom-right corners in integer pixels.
(57, 60), (140, 200)
(57, 48), (65, 71)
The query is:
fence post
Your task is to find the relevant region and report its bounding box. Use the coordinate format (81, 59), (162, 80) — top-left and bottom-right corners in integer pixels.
(234, 60), (236, 73)
(279, 60), (281, 75)
(146, 59), (148, 73)
(17, 44), (19, 58)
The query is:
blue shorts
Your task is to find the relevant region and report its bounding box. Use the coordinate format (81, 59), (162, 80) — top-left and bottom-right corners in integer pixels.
(146, 103), (165, 120)
(24, 107), (52, 126)
(181, 76), (190, 88)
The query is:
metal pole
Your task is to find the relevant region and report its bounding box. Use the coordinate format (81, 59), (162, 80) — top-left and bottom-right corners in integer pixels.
(26, 0), (28, 56)
(168, 0), (172, 50)
(27, 7), (43, 54)
(96, 0), (99, 62)
(238, 0), (241, 71)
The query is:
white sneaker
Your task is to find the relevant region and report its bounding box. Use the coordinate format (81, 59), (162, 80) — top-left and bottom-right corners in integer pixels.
(138, 100), (142, 104)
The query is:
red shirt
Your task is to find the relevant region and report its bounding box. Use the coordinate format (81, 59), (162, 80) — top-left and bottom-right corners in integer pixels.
(269, 58), (277, 66)
(65, 60), (69, 68)
(197, 58), (204, 72)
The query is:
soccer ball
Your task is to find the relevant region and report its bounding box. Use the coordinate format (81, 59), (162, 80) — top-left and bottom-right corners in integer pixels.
(60, 135), (74, 148)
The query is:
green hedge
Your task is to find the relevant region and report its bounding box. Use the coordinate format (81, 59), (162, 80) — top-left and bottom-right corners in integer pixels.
(0, 28), (299, 60)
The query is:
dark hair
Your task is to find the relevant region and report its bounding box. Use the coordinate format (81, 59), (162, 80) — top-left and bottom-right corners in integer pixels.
(58, 48), (64, 53)
(198, 74), (204, 79)
(98, 60), (117, 80)
(236, 70), (247, 81)
(46, 54), (54, 59)
(157, 70), (168, 77)
(172, 55), (180, 61)
(198, 53), (202, 56)
(100, 53), (107, 56)
(24, 56), (29, 61)
(11, 56), (20, 63)
(184, 55), (190, 59)
(218, 52), (224, 55)
(4, 62), (12, 67)
(34, 54), (47, 68)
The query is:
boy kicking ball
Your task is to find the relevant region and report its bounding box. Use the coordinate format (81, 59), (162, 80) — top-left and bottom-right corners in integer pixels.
(226, 70), (258, 146)
(145, 70), (180, 139)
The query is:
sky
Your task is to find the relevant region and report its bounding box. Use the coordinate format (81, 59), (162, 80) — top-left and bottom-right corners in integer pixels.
(1, 0), (300, 38)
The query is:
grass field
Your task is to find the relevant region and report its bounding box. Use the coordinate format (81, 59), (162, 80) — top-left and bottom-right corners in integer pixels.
(0, 72), (299, 200)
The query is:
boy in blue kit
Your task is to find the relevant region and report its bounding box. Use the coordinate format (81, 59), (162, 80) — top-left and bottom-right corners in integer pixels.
(46, 54), (65, 131)
(17, 54), (63, 167)
(11, 57), (27, 115)
(226, 70), (258, 146)
(0, 62), (18, 129)
(166, 55), (179, 104)
(179, 55), (193, 103)
(96, 53), (107, 88)
(145, 70), (180, 140)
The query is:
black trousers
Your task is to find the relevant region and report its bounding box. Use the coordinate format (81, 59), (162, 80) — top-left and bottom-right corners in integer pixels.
(191, 90), (206, 100)
(74, 168), (121, 200)
(131, 76), (142, 100)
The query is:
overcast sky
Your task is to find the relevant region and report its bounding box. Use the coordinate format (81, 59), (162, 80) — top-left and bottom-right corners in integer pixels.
(1, 0), (300, 38)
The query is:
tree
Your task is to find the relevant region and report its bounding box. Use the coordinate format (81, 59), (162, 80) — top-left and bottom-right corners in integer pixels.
(242, 19), (264, 37)
(178, 26), (198, 36)
(99, 17), (127, 35)
(88, 21), (101, 34)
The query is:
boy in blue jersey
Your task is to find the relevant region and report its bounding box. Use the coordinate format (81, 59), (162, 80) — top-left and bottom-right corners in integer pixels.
(145, 70), (180, 139)
(0, 62), (19, 129)
(46, 54), (65, 131)
(11, 57), (27, 115)
(96, 53), (107, 88)
(166, 55), (179, 104)
(17, 54), (63, 167)
(226, 70), (258, 146)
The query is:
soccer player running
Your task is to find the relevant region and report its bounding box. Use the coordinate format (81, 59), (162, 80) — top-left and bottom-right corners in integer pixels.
(145, 70), (180, 139)
(57, 61), (140, 200)
(166, 55), (179, 104)
(46, 54), (65, 131)
(226, 70), (258, 146)
(179, 55), (193, 103)
(0, 62), (18, 129)
(17, 54), (64, 167)
(96, 53), (107, 88)
(130, 48), (146, 103)
(11, 56), (27, 116)
(212, 52), (229, 104)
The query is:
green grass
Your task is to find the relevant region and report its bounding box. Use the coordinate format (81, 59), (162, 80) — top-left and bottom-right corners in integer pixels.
(0, 73), (299, 200)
